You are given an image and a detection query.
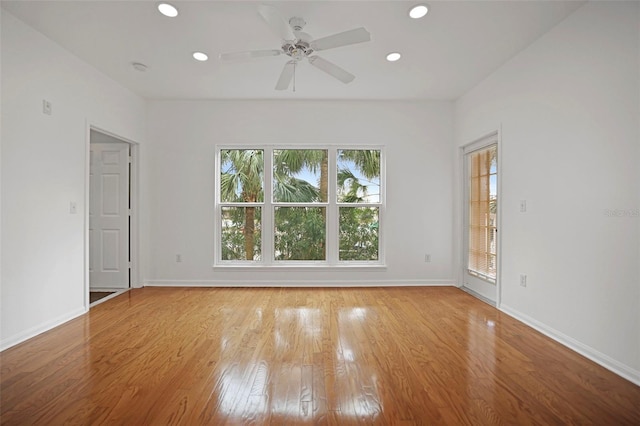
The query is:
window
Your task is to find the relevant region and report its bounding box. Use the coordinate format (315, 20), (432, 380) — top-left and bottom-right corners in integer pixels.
(216, 146), (384, 266)
(337, 149), (380, 261)
(467, 144), (497, 281)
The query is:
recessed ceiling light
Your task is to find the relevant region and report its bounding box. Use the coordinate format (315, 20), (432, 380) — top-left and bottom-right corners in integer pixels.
(386, 52), (401, 62)
(193, 52), (209, 62)
(158, 3), (178, 18)
(409, 4), (429, 19)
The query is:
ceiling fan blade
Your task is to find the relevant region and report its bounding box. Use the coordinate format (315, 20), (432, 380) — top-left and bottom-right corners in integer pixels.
(308, 56), (355, 84)
(311, 27), (371, 51)
(275, 61), (296, 90)
(219, 50), (282, 61)
(258, 5), (296, 41)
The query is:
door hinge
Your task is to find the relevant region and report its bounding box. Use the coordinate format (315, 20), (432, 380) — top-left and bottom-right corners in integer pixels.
(128, 156), (133, 164)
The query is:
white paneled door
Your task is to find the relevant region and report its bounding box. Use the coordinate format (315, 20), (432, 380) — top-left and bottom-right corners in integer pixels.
(90, 142), (130, 289)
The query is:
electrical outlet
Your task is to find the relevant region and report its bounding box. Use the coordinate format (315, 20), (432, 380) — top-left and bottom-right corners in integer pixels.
(520, 200), (527, 213)
(43, 99), (52, 115)
(176, 254), (182, 263)
(424, 254), (431, 263)
(520, 274), (527, 287)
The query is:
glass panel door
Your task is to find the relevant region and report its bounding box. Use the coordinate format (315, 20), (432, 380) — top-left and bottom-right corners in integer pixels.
(463, 141), (498, 303)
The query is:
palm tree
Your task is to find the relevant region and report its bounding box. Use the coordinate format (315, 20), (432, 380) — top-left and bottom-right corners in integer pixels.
(337, 149), (381, 203)
(222, 149), (322, 260)
(274, 148), (380, 204)
(273, 149), (327, 202)
(339, 149), (380, 183)
(337, 169), (369, 202)
(220, 149), (264, 260)
(221, 148), (381, 261)
(273, 149), (326, 260)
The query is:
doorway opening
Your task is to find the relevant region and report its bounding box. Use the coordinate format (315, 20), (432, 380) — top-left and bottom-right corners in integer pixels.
(462, 132), (500, 305)
(88, 128), (137, 307)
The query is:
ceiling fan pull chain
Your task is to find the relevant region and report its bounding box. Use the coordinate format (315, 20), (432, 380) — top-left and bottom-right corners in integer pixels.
(293, 62), (296, 92)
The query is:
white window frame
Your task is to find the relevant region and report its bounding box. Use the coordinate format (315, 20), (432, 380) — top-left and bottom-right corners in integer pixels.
(214, 145), (386, 269)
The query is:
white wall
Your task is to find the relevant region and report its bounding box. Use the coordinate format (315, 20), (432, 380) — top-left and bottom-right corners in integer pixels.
(0, 11), (146, 349)
(455, 1), (640, 383)
(145, 100), (453, 286)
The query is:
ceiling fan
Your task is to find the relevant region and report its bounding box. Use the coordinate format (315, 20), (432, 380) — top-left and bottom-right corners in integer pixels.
(219, 5), (371, 91)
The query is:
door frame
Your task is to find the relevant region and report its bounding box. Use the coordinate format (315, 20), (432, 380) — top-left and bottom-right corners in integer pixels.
(85, 124), (140, 310)
(458, 129), (503, 307)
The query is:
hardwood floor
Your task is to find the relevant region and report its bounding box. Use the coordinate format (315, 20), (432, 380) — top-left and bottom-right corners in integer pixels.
(1, 287), (638, 425)
(89, 291), (116, 304)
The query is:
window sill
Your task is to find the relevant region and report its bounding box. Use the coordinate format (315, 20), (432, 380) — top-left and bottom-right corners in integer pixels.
(467, 269), (497, 284)
(212, 264), (387, 272)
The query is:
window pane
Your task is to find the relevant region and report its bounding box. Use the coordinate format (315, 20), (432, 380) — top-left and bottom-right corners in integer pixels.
(220, 149), (264, 202)
(339, 207), (379, 261)
(273, 149), (327, 202)
(468, 145), (497, 280)
(221, 207), (261, 260)
(337, 150), (380, 203)
(274, 207), (326, 260)
(490, 174), (497, 197)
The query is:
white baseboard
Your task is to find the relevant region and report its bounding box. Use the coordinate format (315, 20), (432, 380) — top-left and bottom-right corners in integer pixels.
(0, 307), (87, 352)
(499, 304), (640, 386)
(89, 287), (128, 292)
(144, 279), (456, 288)
(461, 285), (496, 307)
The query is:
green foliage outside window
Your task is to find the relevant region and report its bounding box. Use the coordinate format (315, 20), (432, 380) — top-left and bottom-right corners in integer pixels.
(274, 207), (326, 260)
(219, 148), (381, 262)
(339, 207), (379, 261)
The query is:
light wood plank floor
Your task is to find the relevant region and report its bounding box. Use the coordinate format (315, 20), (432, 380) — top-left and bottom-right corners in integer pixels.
(1, 287), (638, 425)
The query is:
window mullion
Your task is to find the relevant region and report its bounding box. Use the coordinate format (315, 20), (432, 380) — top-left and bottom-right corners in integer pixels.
(263, 148), (273, 265)
(326, 148), (338, 265)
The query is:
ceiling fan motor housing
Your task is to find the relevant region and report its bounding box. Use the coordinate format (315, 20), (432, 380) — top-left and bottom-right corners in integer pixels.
(282, 39), (313, 61)
(281, 17), (314, 61)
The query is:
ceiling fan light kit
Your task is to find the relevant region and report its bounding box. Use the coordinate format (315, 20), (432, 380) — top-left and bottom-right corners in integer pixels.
(219, 5), (371, 91)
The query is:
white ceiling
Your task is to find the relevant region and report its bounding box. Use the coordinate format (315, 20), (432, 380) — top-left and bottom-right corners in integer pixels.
(1, 0), (584, 100)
